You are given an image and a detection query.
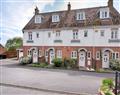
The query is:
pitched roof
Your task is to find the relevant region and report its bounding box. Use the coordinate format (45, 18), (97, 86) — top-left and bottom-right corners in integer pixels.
(23, 6), (120, 30)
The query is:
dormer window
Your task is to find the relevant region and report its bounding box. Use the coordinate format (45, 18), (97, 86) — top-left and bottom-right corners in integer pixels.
(35, 15), (41, 23)
(76, 12), (85, 20)
(52, 14), (60, 22)
(100, 8), (109, 19)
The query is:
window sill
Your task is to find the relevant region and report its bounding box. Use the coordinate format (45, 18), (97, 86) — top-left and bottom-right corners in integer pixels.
(108, 39), (120, 43)
(71, 39), (80, 43)
(26, 40), (34, 43)
(54, 40), (62, 43)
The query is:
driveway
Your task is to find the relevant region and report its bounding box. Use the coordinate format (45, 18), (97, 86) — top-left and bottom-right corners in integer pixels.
(0, 59), (115, 95)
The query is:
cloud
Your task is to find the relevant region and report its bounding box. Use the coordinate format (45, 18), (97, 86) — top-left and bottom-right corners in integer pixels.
(1, 0), (56, 45)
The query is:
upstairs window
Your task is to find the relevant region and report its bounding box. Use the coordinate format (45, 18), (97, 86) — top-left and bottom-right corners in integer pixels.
(111, 29), (118, 39)
(48, 32), (51, 38)
(52, 15), (60, 22)
(84, 30), (88, 37)
(36, 32), (39, 38)
(35, 15), (41, 23)
(100, 8), (109, 19)
(28, 32), (32, 40)
(76, 12), (85, 20)
(100, 30), (105, 37)
(56, 30), (61, 37)
(71, 51), (77, 59)
(73, 30), (78, 39)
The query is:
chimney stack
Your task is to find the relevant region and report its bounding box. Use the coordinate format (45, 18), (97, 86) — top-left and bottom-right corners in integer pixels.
(68, 2), (71, 11)
(108, 0), (113, 7)
(35, 6), (39, 15)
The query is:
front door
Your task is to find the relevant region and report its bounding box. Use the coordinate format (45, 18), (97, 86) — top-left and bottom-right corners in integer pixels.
(33, 49), (38, 63)
(79, 51), (85, 67)
(49, 50), (54, 64)
(102, 52), (109, 68)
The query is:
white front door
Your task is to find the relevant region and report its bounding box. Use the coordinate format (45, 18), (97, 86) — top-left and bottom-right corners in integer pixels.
(102, 52), (109, 68)
(49, 50), (55, 64)
(79, 51), (85, 67)
(33, 50), (38, 63)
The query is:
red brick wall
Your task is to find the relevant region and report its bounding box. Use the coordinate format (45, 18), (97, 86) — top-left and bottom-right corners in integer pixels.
(23, 46), (120, 69)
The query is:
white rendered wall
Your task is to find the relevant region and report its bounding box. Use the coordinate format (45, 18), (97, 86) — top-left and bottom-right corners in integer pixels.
(23, 25), (120, 47)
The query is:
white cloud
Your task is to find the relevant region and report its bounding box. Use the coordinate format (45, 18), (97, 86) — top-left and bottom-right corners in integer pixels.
(59, 0), (120, 13)
(1, 0), (56, 45)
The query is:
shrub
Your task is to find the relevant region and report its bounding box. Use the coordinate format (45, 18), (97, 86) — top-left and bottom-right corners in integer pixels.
(19, 56), (32, 65)
(63, 58), (77, 69)
(102, 78), (114, 88)
(52, 58), (63, 67)
(110, 59), (120, 71)
(69, 59), (77, 68)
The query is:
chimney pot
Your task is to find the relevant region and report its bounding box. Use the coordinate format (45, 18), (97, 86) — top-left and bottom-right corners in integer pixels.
(35, 6), (39, 15)
(108, 0), (113, 7)
(68, 2), (71, 11)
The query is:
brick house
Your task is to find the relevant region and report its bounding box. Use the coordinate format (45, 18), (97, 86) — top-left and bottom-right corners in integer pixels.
(0, 44), (6, 59)
(22, 0), (120, 69)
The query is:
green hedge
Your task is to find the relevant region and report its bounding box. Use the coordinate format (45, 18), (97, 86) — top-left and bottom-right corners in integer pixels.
(110, 59), (120, 71)
(52, 58), (63, 67)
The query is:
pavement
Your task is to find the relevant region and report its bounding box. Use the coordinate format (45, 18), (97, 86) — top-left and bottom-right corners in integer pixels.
(0, 58), (115, 95)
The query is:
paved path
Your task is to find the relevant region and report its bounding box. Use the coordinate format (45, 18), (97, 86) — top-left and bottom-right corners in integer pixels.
(0, 59), (115, 95)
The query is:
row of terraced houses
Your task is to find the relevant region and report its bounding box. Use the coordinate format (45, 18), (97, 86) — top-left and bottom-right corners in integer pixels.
(22, 0), (120, 69)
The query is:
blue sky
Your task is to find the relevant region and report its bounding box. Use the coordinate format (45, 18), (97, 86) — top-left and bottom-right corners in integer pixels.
(0, 0), (120, 46)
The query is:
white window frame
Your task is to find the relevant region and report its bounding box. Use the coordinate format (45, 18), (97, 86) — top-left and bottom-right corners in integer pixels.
(39, 50), (42, 57)
(57, 50), (62, 58)
(76, 12), (85, 20)
(73, 30), (78, 40)
(28, 32), (32, 41)
(52, 14), (60, 22)
(35, 15), (41, 23)
(87, 51), (91, 59)
(71, 51), (77, 59)
(111, 29), (118, 39)
(112, 52), (119, 59)
(48, 32), (51, 38)
(100, 8), (109, 19)
(36, 32), (39, 38)
(96, 51), (100, 60)
(45, 51), (48, 57)
(56, 31), (61, 37)
(100, 30), (105, 37)
(28, 50), (32, 56)
(84, 30), (88, 37)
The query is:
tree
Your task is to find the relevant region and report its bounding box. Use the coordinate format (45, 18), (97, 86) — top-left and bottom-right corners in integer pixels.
(5, 37), (23, 51)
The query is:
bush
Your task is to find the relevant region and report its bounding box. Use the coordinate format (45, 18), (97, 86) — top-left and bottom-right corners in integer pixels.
(68, 59), (77, 68)
(102, 78), (114, 88)
(110, 59), (120, 71)
(63, 58), (77, 69)
(52, 58), (63, 67)
(19, 56), (32, 65)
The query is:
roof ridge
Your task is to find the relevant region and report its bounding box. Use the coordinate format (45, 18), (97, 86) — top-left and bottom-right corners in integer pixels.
(38, 6), (108, 15)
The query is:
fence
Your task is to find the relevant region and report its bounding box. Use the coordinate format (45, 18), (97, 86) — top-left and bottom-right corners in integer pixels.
(115, 71), (120, 95)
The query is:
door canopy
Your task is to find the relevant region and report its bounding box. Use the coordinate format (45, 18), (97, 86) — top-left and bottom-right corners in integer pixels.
(78, 48), (87, 52)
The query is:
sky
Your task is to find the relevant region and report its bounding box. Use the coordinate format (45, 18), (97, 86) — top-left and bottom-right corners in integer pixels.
(0, 0), (120, 46)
